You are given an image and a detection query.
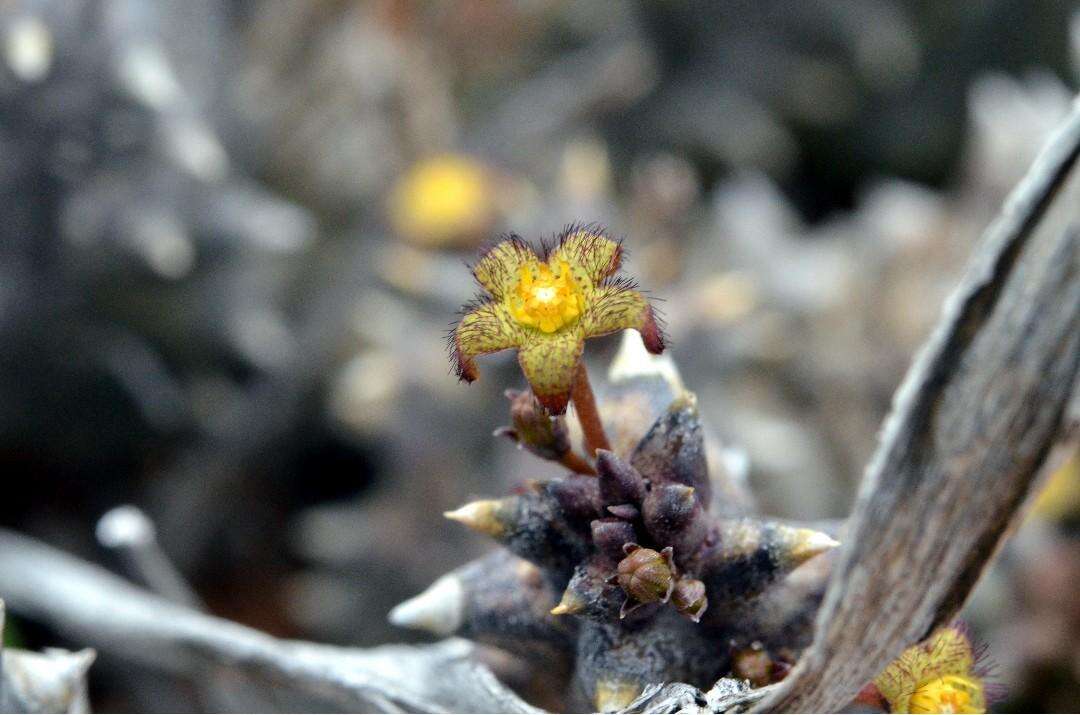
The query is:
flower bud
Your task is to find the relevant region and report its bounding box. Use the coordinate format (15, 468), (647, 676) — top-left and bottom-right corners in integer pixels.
(732, 646), (774, 687)
(671, 577), (708, 623)
(616, 544), (675, 614)
(496, 389), (571, 462)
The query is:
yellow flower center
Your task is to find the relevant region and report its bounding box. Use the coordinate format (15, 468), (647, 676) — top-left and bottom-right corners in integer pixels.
(908, 675), (985, 714)
(510, 260), (583, 333)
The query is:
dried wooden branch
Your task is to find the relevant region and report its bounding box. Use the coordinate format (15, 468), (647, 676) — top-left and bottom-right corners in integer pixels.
(0, 601), (95, 714)
(755, 100), (1080, 712)
(0, 529), (539, 714)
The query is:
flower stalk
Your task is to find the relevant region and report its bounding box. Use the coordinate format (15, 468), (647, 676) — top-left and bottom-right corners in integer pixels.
(571, 361), (610, 456)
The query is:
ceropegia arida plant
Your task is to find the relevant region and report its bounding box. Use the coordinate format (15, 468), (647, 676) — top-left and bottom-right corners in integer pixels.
(387, 226), (844, 711)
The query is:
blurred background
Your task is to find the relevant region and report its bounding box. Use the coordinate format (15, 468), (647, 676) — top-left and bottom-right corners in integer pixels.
(0, 0), (1078, 711)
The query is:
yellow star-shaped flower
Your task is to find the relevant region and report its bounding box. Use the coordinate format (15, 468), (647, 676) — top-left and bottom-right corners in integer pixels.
(874, 626), (989, 714)
(450, 225), (665, 413)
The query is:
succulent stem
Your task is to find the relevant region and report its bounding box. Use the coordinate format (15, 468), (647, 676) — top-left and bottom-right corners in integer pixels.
(571, 361), (610, 456)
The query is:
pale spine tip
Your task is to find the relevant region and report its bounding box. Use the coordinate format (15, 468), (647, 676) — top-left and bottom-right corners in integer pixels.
(551, 589), (586, 616)
(443, 499), (503, 536)
(388, 574), (465, 636)
(789, 529), (840, 564)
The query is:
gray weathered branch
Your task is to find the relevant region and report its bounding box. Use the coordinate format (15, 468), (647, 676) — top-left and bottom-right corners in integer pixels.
(623, 679), (777, 714)
(0, 601), (95, 714)
(0, 529), (539, 714)
(755, 98), (1080, 711)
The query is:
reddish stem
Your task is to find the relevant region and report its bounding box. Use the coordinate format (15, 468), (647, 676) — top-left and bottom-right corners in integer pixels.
(571, 361), (611, 457)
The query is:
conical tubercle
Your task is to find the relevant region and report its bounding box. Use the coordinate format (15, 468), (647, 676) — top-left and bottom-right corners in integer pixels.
(591, 518), (637, 564)
(595, 449), (645, 507)
(629, 391), (711, 507)
(447, 487), (590, 573)
(388, 573), (464, 636)
(698, 519), (841, 607)
(551, 557), (625, 621)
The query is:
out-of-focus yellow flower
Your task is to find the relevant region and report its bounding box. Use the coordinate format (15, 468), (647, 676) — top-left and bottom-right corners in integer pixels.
(1031, 450), (1080, 522)
(873, 625), (988, 714)
(390, 154), (493, 248)
(450, 226), (664, 414)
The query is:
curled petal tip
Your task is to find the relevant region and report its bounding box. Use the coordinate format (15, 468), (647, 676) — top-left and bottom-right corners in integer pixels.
(388, 574), (464, 636)
(443, 500), (504, 537)
(640, 305), (666, 354)
(619, 598), (646, 619)
(453, 351), (478, 383)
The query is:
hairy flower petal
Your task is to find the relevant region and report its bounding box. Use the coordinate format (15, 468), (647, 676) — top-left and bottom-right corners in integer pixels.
(517, 331), (584, 414)
(583, 284), (665, 354)
(472, 236), (537, 300)
(547, 225), (623, 287)
(451, 229), (665, 404)
(452, 302), (526, 382)
(874, 625), (985, 714)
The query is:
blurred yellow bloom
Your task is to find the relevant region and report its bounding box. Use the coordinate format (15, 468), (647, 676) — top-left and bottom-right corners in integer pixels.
(450, 226), (664, 413)
(1031, 450), (1080, 522)
(874, 626), (988, 714)
(390, 154), (492, 247)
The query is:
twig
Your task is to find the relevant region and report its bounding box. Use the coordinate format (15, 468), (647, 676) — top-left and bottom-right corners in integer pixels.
(0, 601), (96, 714)
(755, 99), (1080, 711)
(0, 529), (540, 714)
(96, 505), (204, 610)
